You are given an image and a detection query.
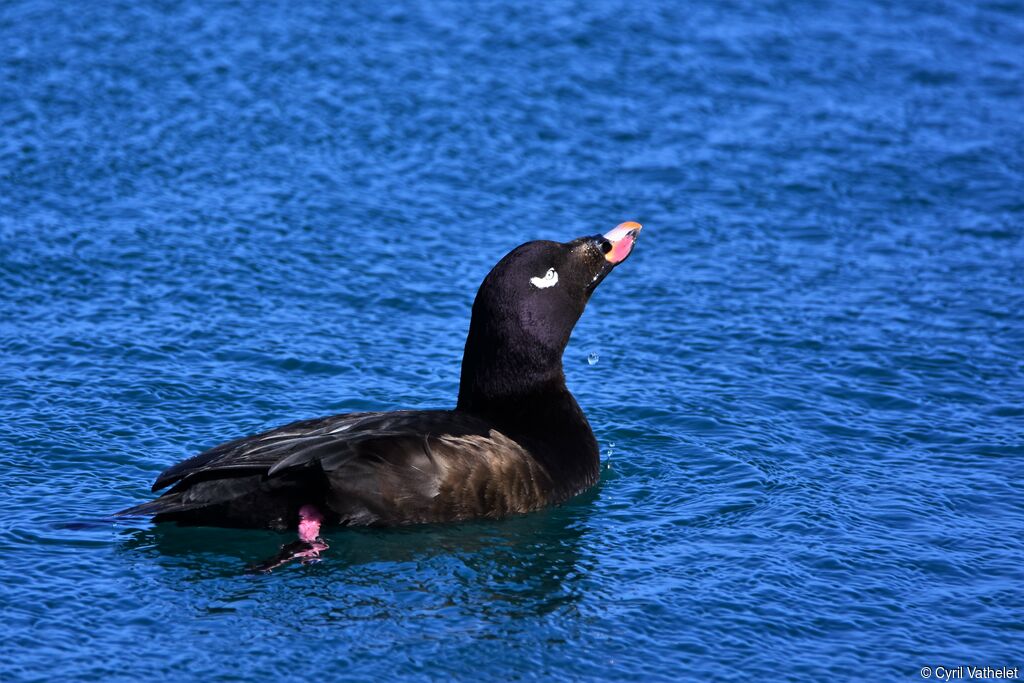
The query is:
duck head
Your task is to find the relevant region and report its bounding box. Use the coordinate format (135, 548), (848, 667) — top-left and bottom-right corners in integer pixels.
(457, 221), (642, 412)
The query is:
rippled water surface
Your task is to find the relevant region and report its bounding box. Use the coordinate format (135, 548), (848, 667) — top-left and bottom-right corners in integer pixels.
(2, 1), (1023, 681)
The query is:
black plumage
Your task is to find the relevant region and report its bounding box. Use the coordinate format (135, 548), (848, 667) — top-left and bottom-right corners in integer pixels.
(118, 223), (641, 532)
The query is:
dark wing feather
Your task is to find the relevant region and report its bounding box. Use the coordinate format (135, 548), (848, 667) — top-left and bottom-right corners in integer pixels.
(128, 410), (556, 527)
(150, 412), (379, 491)
(309, 422), (557, 525)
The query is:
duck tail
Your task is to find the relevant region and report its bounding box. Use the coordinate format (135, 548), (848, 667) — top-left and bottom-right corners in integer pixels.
(114, 493), (204, 518)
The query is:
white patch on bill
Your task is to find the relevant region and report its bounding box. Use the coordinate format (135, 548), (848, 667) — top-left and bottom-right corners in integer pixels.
(530, 268), (559, 289)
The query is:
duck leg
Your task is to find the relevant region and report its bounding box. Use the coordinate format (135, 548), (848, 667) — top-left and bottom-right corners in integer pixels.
(249, 504), (329, 573)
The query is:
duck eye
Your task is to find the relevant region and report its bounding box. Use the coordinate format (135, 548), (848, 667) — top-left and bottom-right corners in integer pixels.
(530, 268), (559, 289)
(599, 239), (613, 254)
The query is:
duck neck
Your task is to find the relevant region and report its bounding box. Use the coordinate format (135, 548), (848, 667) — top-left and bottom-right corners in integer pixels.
(456, 347), (600, 489)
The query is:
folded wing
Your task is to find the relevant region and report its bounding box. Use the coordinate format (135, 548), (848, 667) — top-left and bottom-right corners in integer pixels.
(118, 410), (555, 528)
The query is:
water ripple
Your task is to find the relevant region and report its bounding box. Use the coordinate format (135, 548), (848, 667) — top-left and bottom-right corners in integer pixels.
(2, 0), (1024, 681)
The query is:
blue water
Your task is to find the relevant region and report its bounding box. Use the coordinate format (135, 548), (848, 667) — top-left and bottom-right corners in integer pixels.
(2, 1), (1023, 680)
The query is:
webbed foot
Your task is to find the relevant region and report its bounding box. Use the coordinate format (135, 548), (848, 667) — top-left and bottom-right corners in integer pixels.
(248, 504), (328, 573)
(249, 538), (329, 573)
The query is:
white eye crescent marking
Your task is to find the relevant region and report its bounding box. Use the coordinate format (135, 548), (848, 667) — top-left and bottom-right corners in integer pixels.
(530, 268), (558, 289)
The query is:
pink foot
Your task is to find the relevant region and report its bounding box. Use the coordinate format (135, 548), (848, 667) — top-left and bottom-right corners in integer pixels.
(298, 504), (323, 543)
(248, 504), (329, 573)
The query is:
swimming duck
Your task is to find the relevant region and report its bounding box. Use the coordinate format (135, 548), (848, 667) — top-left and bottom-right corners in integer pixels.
(118, 222), (642, 569)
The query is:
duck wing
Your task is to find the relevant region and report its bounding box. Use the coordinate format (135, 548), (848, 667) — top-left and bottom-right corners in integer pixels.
(119, 410), (554, 527)
(149, 411), (382, 492)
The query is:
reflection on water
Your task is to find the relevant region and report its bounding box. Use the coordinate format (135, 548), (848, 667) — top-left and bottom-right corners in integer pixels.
(118, 495), (596, 619)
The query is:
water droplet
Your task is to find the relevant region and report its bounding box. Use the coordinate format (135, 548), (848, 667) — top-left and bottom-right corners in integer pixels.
(587, 352), (599, 365)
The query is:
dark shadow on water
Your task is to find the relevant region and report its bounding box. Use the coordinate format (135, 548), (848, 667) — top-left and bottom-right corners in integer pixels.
(115, 489), (600, 618)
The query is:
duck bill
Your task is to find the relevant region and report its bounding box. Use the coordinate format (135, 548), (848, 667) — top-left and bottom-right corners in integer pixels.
(583, 221), (642, 297)
(602, 221), (642, 265)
